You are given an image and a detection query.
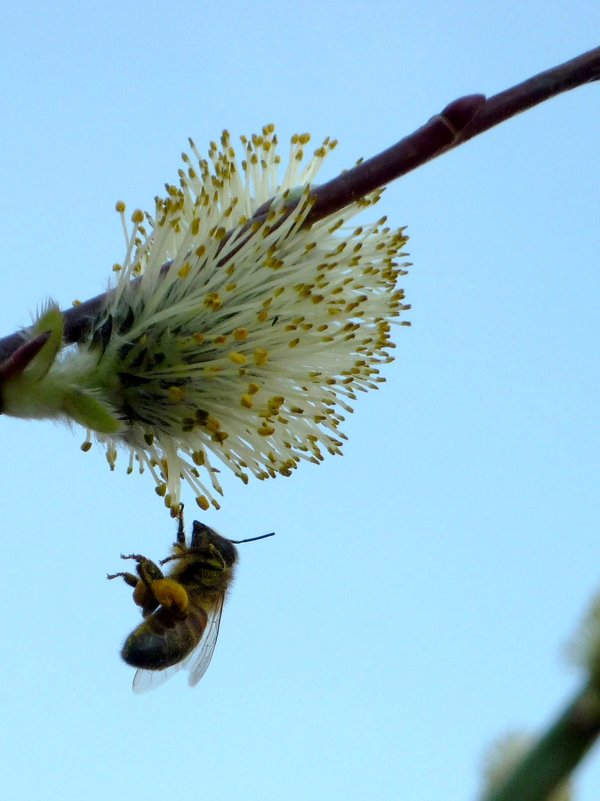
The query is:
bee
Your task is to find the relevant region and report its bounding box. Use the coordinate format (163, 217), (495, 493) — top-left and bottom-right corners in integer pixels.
(108, 507), (274, 692)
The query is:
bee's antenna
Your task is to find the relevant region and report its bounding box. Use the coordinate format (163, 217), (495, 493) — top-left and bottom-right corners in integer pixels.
(229, 532), (275, 544)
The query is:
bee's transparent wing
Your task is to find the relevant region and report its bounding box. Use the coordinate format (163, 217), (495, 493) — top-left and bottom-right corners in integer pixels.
(132, 661), (185, 694)
(186, 592), (225, 687)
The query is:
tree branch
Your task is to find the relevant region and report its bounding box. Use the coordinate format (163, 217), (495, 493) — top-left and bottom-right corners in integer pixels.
(0, 45), (598, 363)
(482, 683), (600, 801)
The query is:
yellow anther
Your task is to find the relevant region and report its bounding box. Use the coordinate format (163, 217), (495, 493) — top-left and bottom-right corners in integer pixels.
(203, 292), (223, 311)
(167, 386), (185, 402)
(254, 348), (268, 366)
(229, 351), (247, 365)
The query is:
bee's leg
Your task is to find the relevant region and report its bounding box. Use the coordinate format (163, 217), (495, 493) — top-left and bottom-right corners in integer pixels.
(106, 570), (138, 587)
(116, 554), (165, 614)
(120, 552), (152, 565)
(176, 504), (185, 545)
(106, 568), (156, 614)
(110, 564), (189, 612)
(119, 554), (164, 583)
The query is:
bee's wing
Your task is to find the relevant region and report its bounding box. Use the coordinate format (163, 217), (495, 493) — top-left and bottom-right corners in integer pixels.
(186, 592), (225, 687)
(132, 662), (184, 694)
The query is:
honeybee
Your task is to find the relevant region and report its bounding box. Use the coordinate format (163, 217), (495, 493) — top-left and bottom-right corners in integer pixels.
(108, 507), (274, 692)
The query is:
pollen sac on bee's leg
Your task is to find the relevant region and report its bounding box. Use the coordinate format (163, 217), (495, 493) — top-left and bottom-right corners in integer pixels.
(119, 556), (163, 615)
(107, 567), (159, 616)
(132, 579), (159, 615)
(109, 554), (166, 616)
(151, 578), (189, 612)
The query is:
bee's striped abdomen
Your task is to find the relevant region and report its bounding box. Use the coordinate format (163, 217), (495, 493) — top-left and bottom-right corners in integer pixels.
(121, 604), (208, 670)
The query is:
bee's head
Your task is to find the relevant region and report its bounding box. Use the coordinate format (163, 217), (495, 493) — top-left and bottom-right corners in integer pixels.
(190, 520), (238, 567)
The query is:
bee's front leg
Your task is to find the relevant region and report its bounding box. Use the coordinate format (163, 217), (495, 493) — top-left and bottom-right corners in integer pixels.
(176, 504), (186, 545)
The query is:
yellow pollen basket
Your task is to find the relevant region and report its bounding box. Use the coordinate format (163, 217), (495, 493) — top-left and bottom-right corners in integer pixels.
(151, 578), (189, 612)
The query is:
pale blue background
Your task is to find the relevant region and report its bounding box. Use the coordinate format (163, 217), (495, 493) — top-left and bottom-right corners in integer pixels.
(1, 2), (599, 800)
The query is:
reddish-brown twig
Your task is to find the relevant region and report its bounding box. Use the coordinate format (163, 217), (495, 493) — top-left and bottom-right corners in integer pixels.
(0, 45), (598, 363)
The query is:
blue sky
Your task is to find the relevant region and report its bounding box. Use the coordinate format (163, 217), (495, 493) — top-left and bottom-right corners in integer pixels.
(1, 2), (599, 800)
